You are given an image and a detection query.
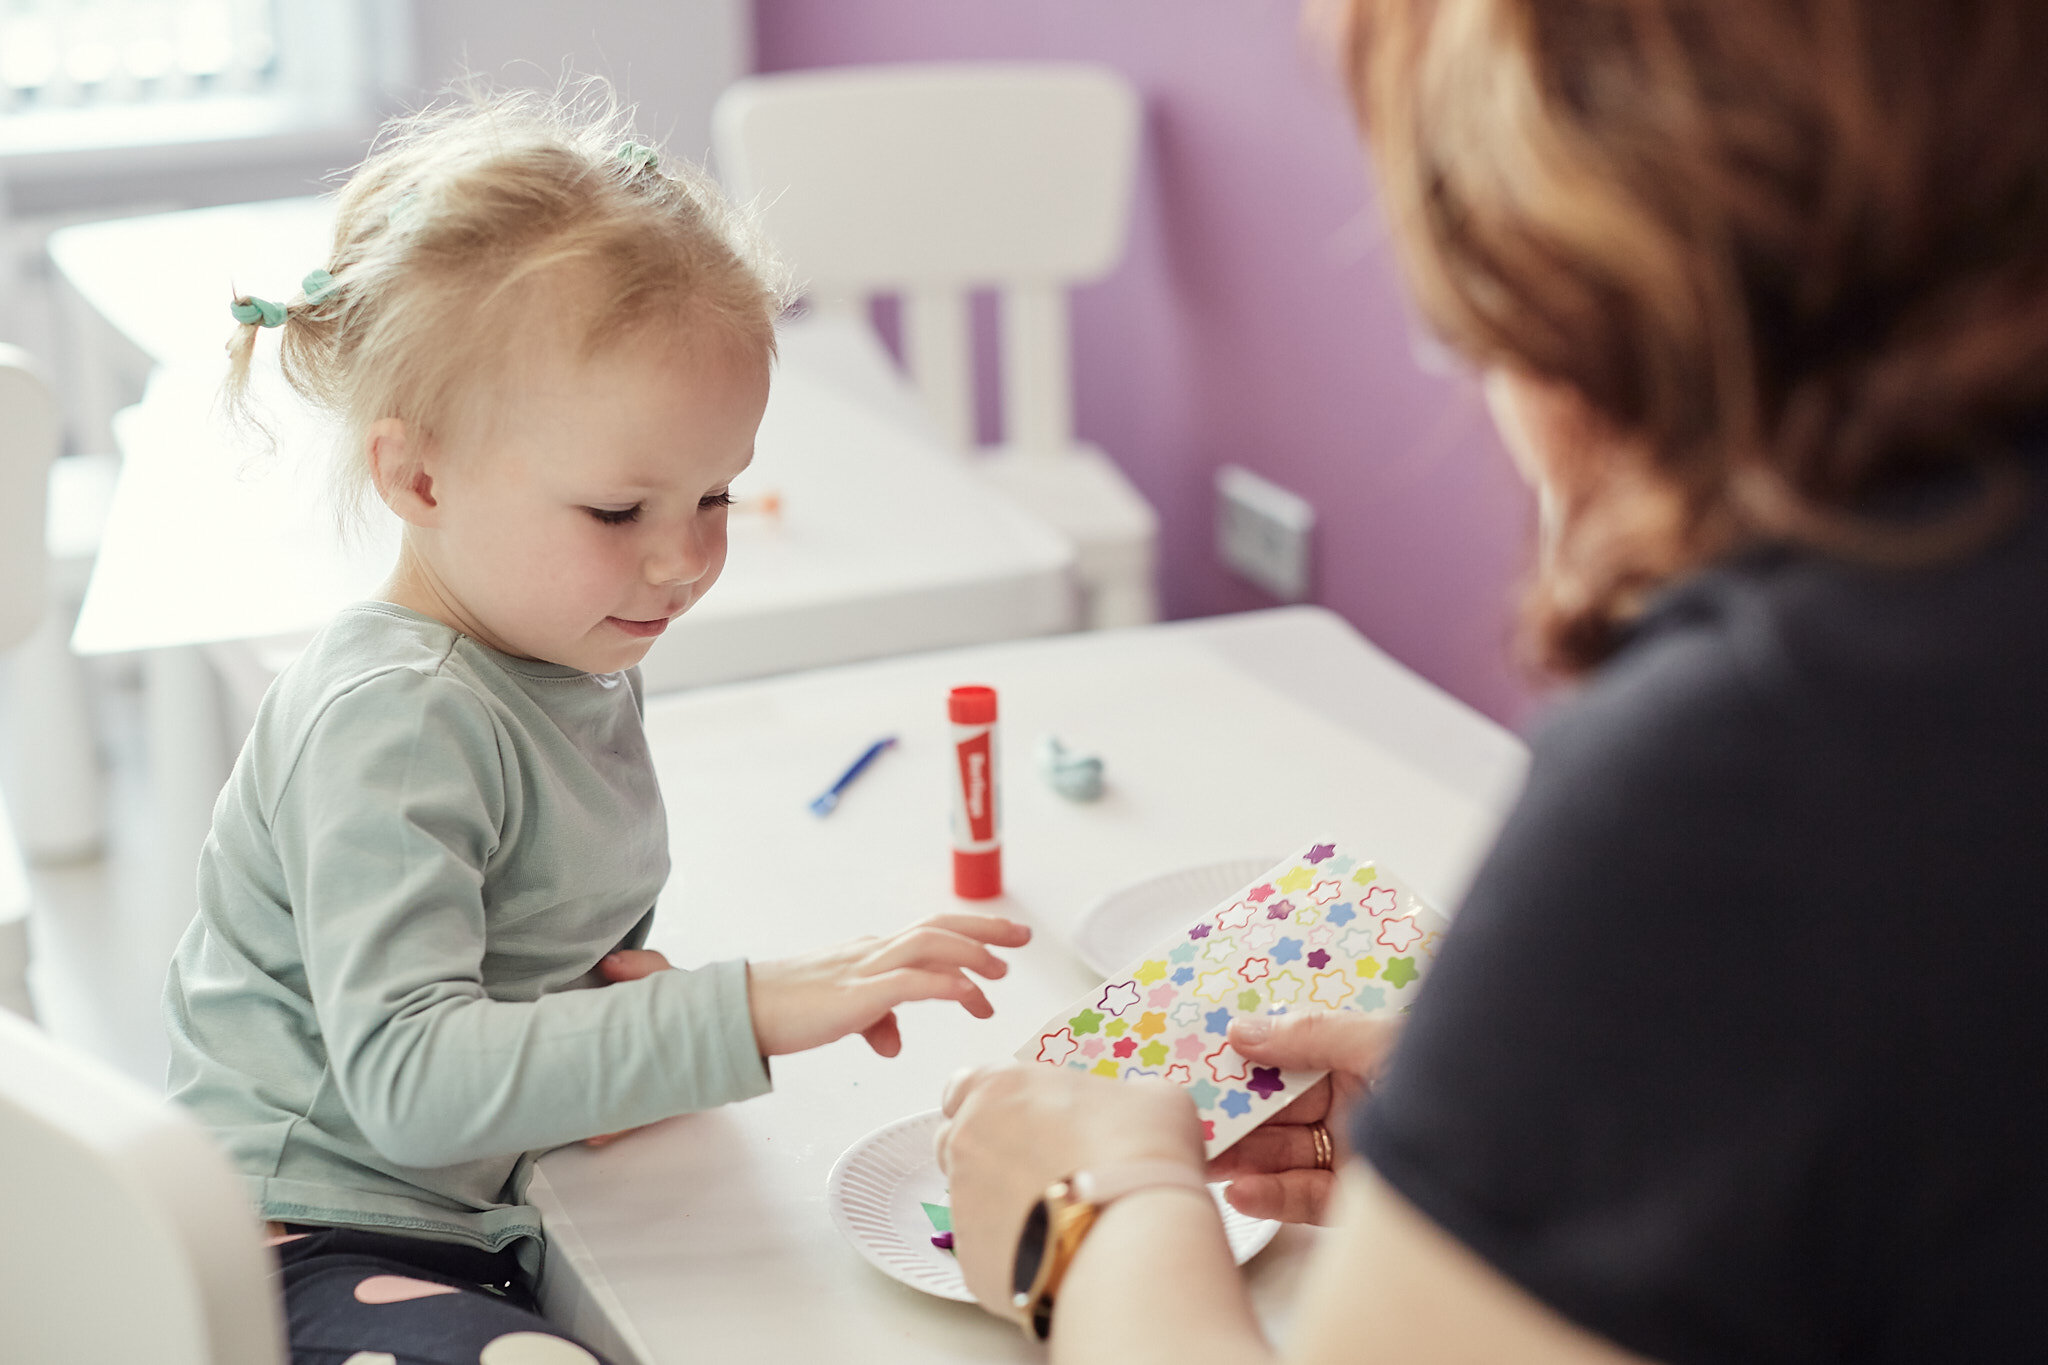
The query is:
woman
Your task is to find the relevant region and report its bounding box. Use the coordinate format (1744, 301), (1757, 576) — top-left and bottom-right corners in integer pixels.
(937, 2), (2048, 1361)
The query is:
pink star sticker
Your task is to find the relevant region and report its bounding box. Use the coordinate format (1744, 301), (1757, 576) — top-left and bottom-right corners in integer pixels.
(1080, 1037), (1104, 1058)
(1147, 983), (1176, 1008)
(1205, 1042), (1250, 1083)
(1361, 886), (1399, 917)
(1174, 1033), (1205, 1060)
(1247, 883), (1275, 903)
(1034, 1027), (1079, 1065)
(1237, 956), (1271, 984)
(1305, 923), (1336, 948)
(1376, 917), (1424, 951)
(1112, 1036), (1137, 1058)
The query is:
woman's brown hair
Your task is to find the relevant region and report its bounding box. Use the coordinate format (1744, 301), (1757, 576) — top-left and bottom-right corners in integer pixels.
(1329, 0), (2048, 673)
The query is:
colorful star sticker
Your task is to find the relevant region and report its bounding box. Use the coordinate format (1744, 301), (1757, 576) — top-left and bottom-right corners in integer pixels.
(1175, 1032), (1205, 1060)
(1271, 936), (1303, 964)
(1382, 956), (1420, 989)
(1329, 854), (1356, 875)
(1219, 1090), (1252, 1118)
(1172, 966), (1194, 985)
(1080, 1037), (1104, 1058)
(1361, 886), (1399, 917)
(1215, 900), (1256, 932)
(1305, 842), (1336, 863)
(1202, 1119), (1216, 1141)
(1090, 1058), (1119, 1078)
(1069, 1009), (1103, 1036)
(1194, 968), (1237, 1002)
(1188, 922), (1212, 940)
(1326, 903), (1356, 927)
(1276, 866), (1312, 894)
(1104, 1018), (1127, 1038)
(1352, 983), (1386, 1012)
(1246, 1066), (1285, 1100)
(1035, 1027), (1080, 1064)
(1134, 959), (1168, 985)
(1351, 863), (1379, 886)
(1266, 970), (1305, 1005)
(1356, 954), (1381, 979)
(1305, 948), (1331, 969)
(1204, 1007), (1232, 1036)
(1305, 923), (1336, 949)
(1265, 899), (1296, 921)
(1376, 918), (1424, 952)
(1202, 935), (1237, 963)
(1236, 988), (1262, 1012)
(1309, 879), (1343, 905)
(1123, 1067), (1160, 1081)
(1169, 942), (1198, 964)
(1237, 956), (1271, 984)
(1135, 1010), (1167, 1038)
(1247, 883), (1275, 903)
(1309, 970), (1352, 1008)
(1166, 1064), (1193, 1084)
(1171, 1000), (1204, 1028)
(1291, 902), (1323, 927)
(1205, 1042), (1250, 1082)
(1098, 980), (1143, 1015)
(1339, 922), (1382, 958)
(1138, 1040), (1168, 1067)
(1147, 983), (1177, 1008)
(1188, 1078), (1220, 1110)
(1112, 1037), (1137, 1058)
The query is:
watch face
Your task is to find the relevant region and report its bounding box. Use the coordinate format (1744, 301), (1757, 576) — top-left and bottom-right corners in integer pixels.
(1011, 1197), (1050, 1303)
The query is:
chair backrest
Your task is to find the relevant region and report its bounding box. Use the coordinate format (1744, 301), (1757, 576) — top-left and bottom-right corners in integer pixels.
(0, 345), (62, 651)
(714, 62), (1141, 453)
(0, 1009), (286, 1365)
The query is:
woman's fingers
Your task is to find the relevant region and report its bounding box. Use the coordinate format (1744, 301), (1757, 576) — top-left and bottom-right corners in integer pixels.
(1221, 1168), (1338, 1225)
(916, 912), (1032, 947)
(1227, 1010), (1400, 1080)
(1205, 1111), (1337, 1179)
(862, 926), (1011, 980)
(858, 966), (995, 1020)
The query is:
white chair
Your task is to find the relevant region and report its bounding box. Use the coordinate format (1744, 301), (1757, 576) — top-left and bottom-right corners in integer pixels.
(0, 1006), (286, 1364)
(714, 62), (1163, 628)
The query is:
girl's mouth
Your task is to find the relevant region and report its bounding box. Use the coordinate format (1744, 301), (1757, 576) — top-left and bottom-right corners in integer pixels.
(606, 615), (671, 638)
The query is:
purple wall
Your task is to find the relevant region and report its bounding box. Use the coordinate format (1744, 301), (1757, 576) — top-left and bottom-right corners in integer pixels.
(755, 1), (1539, 725)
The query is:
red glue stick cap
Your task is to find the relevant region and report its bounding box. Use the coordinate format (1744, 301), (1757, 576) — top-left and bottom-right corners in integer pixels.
(954, 848), (1003, 900)
(949, 685), (997, 723)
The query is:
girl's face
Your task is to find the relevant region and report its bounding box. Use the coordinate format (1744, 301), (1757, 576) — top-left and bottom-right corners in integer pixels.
(386, 330), (770, 674)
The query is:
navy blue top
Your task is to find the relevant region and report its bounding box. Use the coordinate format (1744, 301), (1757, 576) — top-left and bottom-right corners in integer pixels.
(1358, 461), (2048, 1363)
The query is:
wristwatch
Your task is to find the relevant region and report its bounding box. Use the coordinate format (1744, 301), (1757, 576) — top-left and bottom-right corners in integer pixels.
(1009, 1159), (1208, 1339)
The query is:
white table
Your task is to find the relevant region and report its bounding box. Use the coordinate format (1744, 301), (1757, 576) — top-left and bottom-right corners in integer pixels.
(528, 607), (1528, 1364)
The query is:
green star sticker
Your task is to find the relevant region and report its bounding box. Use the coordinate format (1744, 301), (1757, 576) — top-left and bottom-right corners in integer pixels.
(1237, 988), (1262, 1012)
(1104, 1017), (1127, 1038)
(1382, 956), (1419, 989)
(1138, 1040), (1168, 1067)
(1069, 1009), (1103, 1036)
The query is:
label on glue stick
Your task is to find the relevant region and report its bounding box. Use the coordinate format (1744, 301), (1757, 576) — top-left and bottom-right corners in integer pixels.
(951, 720), (1000, 852)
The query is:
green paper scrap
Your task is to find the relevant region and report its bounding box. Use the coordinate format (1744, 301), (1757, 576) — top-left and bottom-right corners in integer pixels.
(920, 1201), (952, 1233)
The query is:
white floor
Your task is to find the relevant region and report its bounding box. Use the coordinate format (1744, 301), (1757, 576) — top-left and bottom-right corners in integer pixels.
(9, 655), (185, 1086)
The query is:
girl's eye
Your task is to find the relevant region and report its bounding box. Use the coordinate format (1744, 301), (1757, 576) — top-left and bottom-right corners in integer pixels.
(700, 489), (734, 511)
(585, 505), (641, 526)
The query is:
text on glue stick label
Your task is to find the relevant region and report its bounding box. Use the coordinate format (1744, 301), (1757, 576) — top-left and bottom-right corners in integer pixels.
(951, 722), (999, 851)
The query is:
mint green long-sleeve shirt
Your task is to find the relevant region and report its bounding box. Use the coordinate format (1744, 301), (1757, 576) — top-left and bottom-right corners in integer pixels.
(164, 603), (770, 1272)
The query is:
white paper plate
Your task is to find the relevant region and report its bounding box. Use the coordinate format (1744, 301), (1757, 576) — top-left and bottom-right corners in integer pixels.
(827, 1109), (1282, 1302)
(1071, 857), (1280, 976)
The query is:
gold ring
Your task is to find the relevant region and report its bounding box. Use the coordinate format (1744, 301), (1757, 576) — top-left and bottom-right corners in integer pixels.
(1308, 1120), (1334, 1171)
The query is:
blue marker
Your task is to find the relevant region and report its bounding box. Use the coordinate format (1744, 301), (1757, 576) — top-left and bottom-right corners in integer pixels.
(809, 736), (899, 817)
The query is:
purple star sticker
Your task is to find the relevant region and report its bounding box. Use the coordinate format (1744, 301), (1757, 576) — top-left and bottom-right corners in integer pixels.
(1266, 898), (1296, 921)
(1305, 843), (1335, 863)
(1246, 1066), (1285, 1100)
(1306, 948), (1331, 969)
(1189, 923), (1211, 940)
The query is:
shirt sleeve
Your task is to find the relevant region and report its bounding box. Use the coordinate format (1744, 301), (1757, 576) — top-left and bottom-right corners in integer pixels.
(1355, 634), (1863, 1365)
(269, 667), (770, 1169)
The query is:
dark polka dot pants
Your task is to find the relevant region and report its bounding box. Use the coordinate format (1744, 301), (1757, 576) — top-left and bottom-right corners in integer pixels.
(272, 1225), (613, 1365)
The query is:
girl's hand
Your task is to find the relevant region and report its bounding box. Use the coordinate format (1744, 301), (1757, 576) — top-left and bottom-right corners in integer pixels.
(936, 1064), (1206, 1320)
(584, 948), (679, 1146)
(1203, 1011), (1403, 1224)
(747, 912), (1031, 1058)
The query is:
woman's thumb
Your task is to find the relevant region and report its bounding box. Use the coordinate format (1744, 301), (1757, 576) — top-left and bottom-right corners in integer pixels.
(1227, 1010), (1396, 1077)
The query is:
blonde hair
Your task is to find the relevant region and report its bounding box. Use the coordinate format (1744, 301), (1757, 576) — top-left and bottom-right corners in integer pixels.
(225, 80), (791, 521)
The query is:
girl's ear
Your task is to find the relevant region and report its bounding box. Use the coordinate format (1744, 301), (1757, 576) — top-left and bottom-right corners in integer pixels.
(367, 417), (441, 526)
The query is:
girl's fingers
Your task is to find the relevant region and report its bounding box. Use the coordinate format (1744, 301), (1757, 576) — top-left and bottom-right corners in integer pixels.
(912, 912), (1032, 947)
(1221, 1169), (1338, 1226)
(863, 926), (1010, 980)
(598, 948), (673, 983)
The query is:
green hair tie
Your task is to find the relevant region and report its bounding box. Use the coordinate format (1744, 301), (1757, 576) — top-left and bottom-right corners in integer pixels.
(230, 295), (286, 328)
(614, 141), (659, 171)
(302, 269), (340, 306)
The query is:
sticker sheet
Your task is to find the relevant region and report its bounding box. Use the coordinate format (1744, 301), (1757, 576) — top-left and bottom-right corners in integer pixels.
(1016, 841), (1448, 1157)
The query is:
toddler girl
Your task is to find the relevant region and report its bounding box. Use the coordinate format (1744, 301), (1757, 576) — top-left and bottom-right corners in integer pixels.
(163, 88), (1029, 1365)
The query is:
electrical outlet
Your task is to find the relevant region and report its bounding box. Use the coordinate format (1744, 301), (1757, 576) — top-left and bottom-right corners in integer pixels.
(1215, 464), (1314, 601)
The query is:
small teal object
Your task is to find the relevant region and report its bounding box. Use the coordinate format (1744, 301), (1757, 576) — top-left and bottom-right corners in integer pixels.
(614, 141), (660, 171)
(1037, 735), (1105, 802)
(230, 295), (286, 328)
(386, 191), (422, 230)
(301, 269), (339, 305)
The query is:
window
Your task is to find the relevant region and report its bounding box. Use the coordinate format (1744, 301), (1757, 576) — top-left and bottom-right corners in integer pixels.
(0, 0), (405, 160)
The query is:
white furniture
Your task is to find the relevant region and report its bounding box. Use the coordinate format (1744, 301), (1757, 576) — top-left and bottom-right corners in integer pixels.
(715, 63), (1162, 628)
(0, 1005), (286, 1364)
(0, 348), (58, 1013)
(526, 606), (1528, 1364)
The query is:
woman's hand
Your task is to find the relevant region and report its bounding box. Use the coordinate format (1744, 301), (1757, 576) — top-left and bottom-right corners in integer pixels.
(748, 912), (1032, 1058)
(1205, 1011), (1403, 1224)
(936, 1064), (1207, 1321)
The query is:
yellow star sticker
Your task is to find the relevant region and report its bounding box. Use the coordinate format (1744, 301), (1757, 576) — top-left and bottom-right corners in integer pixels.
(1266, 970), (1306, 1005)
(1194, 968), (1238, 1002)
(1310, 970), (1352, 1009)
(1275, 866), (1312, 894)
(1351, 863), (1379, 886)
(1356, 955), (1381, 979)
(1135, 1010), (1166, 1038)
(1133, 959), (1168, 985)
(1090, 1058), (1120, 1078)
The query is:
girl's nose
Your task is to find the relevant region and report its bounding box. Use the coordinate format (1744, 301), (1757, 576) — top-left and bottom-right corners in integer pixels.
(646, 525), (712, 587)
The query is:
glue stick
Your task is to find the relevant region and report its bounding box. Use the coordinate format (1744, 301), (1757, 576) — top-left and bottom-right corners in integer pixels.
(949, 685), (1002, 899)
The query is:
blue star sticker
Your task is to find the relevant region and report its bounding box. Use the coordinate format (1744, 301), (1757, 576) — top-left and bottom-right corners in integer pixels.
(1169, 941), (1197, 964)
(1219, 1090), (1252, 1118)
(1271, 936), (1303, 964)
(1172, 966), (1194, 985)
(1204, 1007), (1233, 1036)
(1326, 903), (1356, 926)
